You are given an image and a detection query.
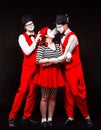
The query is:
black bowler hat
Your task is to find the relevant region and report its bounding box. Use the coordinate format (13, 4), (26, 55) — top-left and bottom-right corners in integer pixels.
(21, 14), (33, 26)
(55, 14), (69, 24)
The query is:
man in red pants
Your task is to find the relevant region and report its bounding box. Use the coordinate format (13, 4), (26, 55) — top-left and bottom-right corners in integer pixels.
(8, 14), (41, 127)
(49, 14), (93, 127)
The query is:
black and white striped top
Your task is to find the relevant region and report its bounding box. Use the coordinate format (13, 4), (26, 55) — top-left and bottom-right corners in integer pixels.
(36, 43), (62, 63)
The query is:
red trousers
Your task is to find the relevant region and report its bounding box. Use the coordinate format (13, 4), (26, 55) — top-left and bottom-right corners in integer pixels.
(64, 64), (89, 118)
(9, 63), (38, 119)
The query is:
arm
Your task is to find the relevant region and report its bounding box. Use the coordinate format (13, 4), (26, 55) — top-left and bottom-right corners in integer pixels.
(18, 33), (41, 56)
(49, 53), (66, 64)
(65, 35), (78, 61)
(38, 58), (52, 65)
(49, 34), (78, 63)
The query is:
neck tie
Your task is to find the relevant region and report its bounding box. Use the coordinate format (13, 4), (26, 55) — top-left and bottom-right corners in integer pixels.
(29, 35), (34, 37)
(61, 33), (65, 38)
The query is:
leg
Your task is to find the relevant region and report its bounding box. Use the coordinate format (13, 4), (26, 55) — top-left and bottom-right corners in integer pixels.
(64, 81), (75, 119)
(40, 87), (49, 127)
(48, 96), (56, 120)
(8, 65), (35, 127)
(40, 96), (48, 127)
(68, 65), (93, 127)
(47, 88), (57, 126)
(23, 73), (38, 118)
(40, 97), (48, 119)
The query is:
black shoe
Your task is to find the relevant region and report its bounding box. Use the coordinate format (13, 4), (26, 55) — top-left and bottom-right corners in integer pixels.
(85, 119), (93, 127)
(8, 118), (16, 127)
(48, 121), (53, 126)
(21, 117), (38, 125)
(41, 121), (47, 127)
(62, 119), (74, 126)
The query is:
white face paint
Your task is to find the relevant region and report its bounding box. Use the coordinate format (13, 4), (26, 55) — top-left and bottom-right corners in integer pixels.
(25, 21), (35, 31)
(56, 24), (64, 33)
(46, 29), (55, 38)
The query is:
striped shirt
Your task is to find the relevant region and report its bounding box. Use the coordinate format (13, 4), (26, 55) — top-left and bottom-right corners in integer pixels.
(36, 43), (62, 63)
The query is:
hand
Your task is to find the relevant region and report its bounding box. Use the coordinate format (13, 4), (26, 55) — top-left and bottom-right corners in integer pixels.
(35, 31), (42, 43)
(66, 52), (72, 62)
(42, 58), (52, 66)
(43, 63), (52, 66)
(43, 58), (50, 62)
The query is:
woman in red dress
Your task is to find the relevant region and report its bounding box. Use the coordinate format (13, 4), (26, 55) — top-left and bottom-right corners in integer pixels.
(36, 27), (65, 127)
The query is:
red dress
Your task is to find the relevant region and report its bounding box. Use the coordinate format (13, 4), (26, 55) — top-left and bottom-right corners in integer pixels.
(36, 44), (65, 88)
(37, 64), (65, 88)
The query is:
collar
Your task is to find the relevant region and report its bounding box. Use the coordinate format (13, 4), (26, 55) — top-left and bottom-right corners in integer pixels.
(64, 28), (71, 35)
(26, 31), (35, 36)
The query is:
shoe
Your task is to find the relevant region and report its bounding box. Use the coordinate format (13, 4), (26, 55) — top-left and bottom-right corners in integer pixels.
(21, 117), (38, 125)
(8, 118), (16, 127)
(41, 121), (47, 127)
(85, 119), (93, 127)
(48, 121), (53, 126)
(61, 119), (74, 126)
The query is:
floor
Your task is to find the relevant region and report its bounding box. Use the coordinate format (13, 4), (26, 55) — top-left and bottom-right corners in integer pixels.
(0, 107), (101, 130)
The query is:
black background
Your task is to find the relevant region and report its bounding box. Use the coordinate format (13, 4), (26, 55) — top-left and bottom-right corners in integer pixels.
(0, 0), (101, 127)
